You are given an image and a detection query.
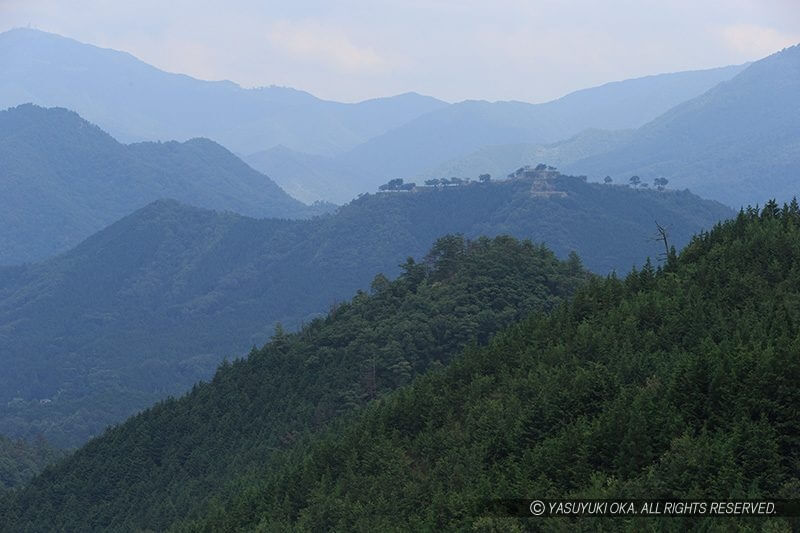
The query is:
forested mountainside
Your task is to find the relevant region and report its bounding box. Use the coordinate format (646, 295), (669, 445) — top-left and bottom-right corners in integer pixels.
(0, 104), (328, 265)
(0, 174), (732, 447)
(177, 200), (800, 532)
(0, 436), (63, 491)
(244, 65), (745, 202)
(566, 44), (800, 208)
(0, 28), (446, 156)
(0, 235), (591, 531)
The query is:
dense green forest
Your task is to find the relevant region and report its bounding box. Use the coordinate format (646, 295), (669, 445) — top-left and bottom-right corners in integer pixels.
(0, 235), (590, 531)
(164, 200), (800, 532)
(0, 436), (63, 491)
(0, 104), (329, 264)
(0, 173), (731, 447)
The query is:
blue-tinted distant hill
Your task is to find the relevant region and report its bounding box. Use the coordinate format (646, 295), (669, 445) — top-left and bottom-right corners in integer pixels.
(246, 64), (746, 202)
(1, 28), (753, 204)
(337, 64), (747, 175)
(0, 28), (446, 156)
(0, 174), (731, 447)
(0, 104), (329, 264)
(564, 44), (800, 207)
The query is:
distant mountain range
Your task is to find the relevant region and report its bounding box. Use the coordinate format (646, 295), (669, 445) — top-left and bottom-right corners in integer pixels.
(2, 28), (751, 204)
(0, 104), (330, 265)
(246, 65), (747, 202)
(0, 174), (731, 447)
(565, 43), (800, 207)
(436, 44), (800, 208)
(0, 28), (446, 157)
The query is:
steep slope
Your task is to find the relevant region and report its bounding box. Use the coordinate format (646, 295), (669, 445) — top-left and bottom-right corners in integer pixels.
(337, 64), (747, 184)
(0, 28), (446, 155)
(566, 44), (800, 207)
(0, 104), (326, 264)
(182, 201), (800, 532)
(0, 174), (731, 447)
(0, 235), (591, 531)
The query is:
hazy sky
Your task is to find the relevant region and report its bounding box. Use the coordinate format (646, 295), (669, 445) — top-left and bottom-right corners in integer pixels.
(1, 0), (798, 103)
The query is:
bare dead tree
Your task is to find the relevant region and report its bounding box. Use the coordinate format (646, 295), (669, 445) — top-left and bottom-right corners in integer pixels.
(654, 221), (670, 262)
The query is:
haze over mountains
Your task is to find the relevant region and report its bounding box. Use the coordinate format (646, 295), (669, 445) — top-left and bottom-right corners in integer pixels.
(435, 44), (800, 208)
(0, 13), (797, 532)
(0, 28), (446, 157)
(1, 28), (754, 204)
(566, 44), (800, 207)
(246, 65), (747, 202)
(0, 175), (731, 447)
(0, 104), (330, 264)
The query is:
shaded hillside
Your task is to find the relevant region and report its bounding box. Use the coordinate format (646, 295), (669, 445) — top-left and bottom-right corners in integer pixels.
(0, 174), (731, 447)
(0, 28), (446, 156)
(181, 201), (800, 532)
(0, 236), (589, 531)
(0, 436), (63, 491)
(566, 44), (800, 207)
(0, 104), (326, 264)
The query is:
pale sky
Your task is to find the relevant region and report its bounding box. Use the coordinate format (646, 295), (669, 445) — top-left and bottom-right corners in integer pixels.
(1, 0), (799, 103)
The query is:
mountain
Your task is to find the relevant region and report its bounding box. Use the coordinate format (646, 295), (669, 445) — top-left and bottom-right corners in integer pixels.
(0, 235), (590, 530)
(0, 173), (731, 447)
(4, 200), (795, 532)
(174, 202), (800, 532)
(0, 104), (328, 265)
(565, 44), (800, 207)
(335, 64), (747, 178)
(0, 28), (447, 156)
(245, 64), (746, 202)
(2, 28), (755, 205)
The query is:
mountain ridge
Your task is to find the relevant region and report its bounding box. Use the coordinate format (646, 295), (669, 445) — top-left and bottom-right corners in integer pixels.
(0, 173), (732, 447)
(0, 28), (448, 156)
(0, 104), (327, 265)
(564, 43), (800, 207)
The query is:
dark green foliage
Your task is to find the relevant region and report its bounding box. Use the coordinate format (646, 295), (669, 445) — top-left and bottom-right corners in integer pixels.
(0, 104), (327, 265)
(176, 203), (800, 532)
(0, 174), (730, 447)
(0, 436), (63, 490)
(0, 236), (588, 531)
